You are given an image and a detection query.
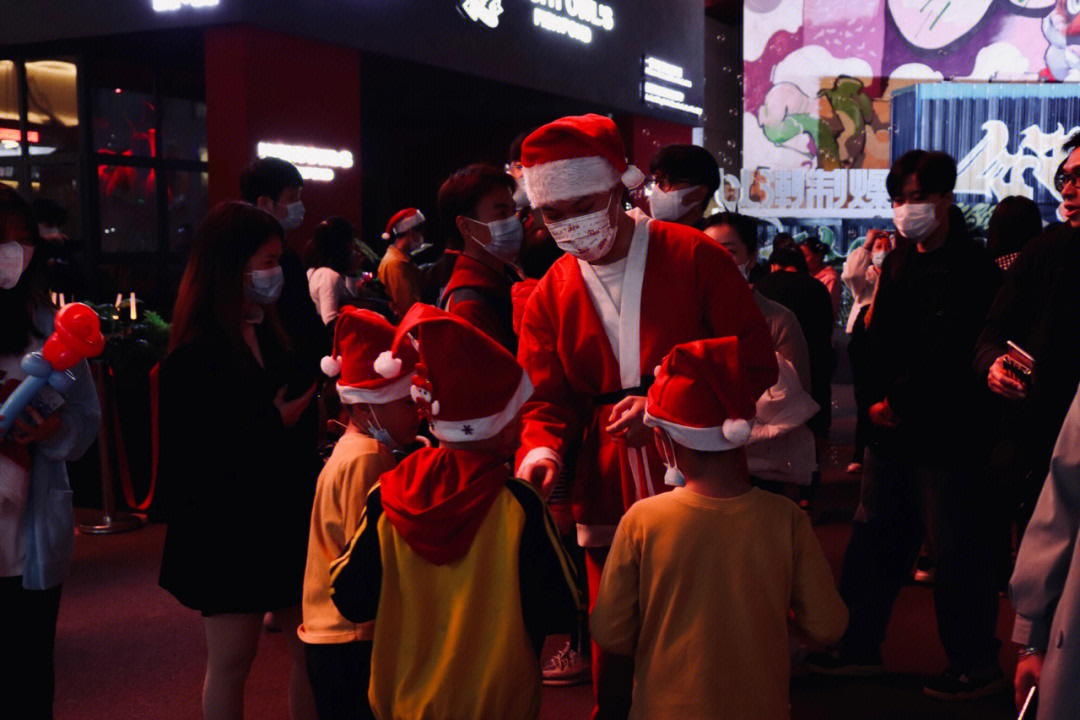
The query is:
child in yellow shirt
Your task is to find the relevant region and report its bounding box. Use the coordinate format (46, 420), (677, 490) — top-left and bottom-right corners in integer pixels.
(590, 337), (848, 720)
(298, 307), (421, 720)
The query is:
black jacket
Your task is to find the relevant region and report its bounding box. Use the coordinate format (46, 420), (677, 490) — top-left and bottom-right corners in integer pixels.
(865, 218), (1002, 467)
(975, 222), (1080, 477)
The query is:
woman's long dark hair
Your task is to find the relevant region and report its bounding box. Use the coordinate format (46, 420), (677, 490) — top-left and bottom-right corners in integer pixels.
(168, 202), (286, 354)
(0, 186), (51, 355)
(310, 217), (354, 276)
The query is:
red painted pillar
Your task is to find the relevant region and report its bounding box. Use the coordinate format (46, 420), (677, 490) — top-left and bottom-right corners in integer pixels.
(204, 25), (363, 249)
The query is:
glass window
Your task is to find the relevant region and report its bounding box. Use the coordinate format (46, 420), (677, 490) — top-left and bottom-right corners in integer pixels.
(163, 97), (206, 162)
(166, 170), (207, 254)
(26, 59), (79, 154)
(98, 163), (158, 253)
(94, 88), (156, 157)
(0, 60), (16, 127)
(0, 165), (16, 191)
(30, 164), (81, 239)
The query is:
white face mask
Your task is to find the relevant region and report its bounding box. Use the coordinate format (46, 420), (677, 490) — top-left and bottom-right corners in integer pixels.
(279, 201), (305, 231)
(512, 180), (530, 210)
(0, 241), (32, 290)
(365, 405), (402, 452)
(871, 250), (886, 268)
(472, 215), (523, 264)
(657, 429), (686, 487)
(546, 192), (619, 263)
(648, 185), (700, 222)
(244, 266), (285, 305)
(737, 260), (751, 279)
(893, 202), (939, 243)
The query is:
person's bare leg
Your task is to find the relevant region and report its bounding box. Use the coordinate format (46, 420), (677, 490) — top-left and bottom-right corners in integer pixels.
(277, 604), (317, 720)
(203, 613), (261, 720)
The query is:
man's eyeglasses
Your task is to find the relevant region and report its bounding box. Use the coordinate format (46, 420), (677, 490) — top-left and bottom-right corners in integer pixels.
(1055, 165), (1080, 193)
(643, 175), (681, 194)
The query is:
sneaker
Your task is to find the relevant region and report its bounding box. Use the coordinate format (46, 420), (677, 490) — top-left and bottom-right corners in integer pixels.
(542, 641), (591, 686)
(846, 462), (863, 475)
(923, 667), (1008, 701)
(803, 650), (884, 677)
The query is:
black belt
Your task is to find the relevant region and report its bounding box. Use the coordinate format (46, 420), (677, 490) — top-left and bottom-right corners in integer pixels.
(595, 376), (654, 406)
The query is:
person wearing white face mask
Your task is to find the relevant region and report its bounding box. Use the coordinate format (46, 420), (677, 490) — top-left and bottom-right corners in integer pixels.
(807, 150), (1005, 700)
(515, 114), (778, 718)
(437, 164), (523, 353)
(377, 208), (426, 319)
(644, 144), (720, 227)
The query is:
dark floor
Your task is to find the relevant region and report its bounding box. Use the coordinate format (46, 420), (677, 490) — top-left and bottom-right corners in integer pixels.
(54, 384), (1019, 719)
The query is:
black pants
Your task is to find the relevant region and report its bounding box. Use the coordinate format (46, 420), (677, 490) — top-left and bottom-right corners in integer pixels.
(837, 450), (1002, 673)
(0, 577), (63, 720)
(305, 640), (374, 720)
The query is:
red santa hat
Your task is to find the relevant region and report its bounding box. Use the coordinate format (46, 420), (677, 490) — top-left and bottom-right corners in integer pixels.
(389, 304), (532, 443)
(644, 337), (757, 452)
(520, 113), (645, 207)
(381, 208), (425, 241)
(320, 307), (419, 404)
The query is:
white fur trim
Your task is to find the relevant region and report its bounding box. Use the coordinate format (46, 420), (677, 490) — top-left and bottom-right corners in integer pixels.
(722, 418), (752, 445)
(428, 371), (533, 443)
(643, 411), (754, 451)
(337, 372), (415, 405)
(321, 355), (341, 377)
(576, 523), (618, 548)
(393, 211), (425, 235)
(523, 156), (621, 207)
(373, 351), (403, 379)
(517, 446), (563, 478)
(621, 165), (644, 189)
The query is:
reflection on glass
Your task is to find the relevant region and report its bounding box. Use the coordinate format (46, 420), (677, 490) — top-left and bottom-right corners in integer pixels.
(167, 170), (207, 254)
(94, 88), (156, 157)
(163, 97), (207, 162)
(0, 165), (15, 191)
(27, 59), (79, 154)
(0, 60), (16, 125)
(30, 164), (81, 238)
(98, 163), (158, 253)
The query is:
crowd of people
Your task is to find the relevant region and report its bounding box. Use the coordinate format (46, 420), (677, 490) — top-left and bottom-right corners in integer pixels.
(4, 111), (1080, 720)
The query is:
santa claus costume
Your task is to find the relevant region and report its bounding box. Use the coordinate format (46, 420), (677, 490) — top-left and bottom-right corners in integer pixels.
(515, 114), (777, 716)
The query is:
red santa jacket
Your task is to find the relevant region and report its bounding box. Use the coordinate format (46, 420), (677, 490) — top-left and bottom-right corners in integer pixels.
(516, 216), (777, 546)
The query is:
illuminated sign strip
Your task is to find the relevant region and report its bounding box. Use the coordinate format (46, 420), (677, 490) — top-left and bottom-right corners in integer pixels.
(152, 0), (219, 11)
(529, 0), (615, 45)
(257, 142), (354, 183)
(0, 128), (40, 143)
(641, 57), (702, 118)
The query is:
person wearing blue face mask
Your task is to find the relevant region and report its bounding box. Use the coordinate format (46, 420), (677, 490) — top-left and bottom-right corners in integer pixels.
(438, 164), (524, 353)
(160, 202), (320, 720)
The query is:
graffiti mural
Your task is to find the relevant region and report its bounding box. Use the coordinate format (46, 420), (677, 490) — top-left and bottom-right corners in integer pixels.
(742, 0), (1080, 220)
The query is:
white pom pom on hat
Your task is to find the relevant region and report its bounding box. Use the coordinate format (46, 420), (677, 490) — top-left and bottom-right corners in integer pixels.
(321, 355), (342, 378)
(621, 165), (645, 189)
(373, 351), (403, 379)
(722, 418), (752, 446)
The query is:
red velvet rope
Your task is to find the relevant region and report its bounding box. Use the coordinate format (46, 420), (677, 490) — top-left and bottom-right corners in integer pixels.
(111, 364), (158, 512)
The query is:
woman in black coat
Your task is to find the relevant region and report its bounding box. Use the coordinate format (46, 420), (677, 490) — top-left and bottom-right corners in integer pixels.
(159, 202), (318, 720)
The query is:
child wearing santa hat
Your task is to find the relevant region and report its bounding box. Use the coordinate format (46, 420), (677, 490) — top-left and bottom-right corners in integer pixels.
(515, 113), (778, 715)
(589, 337), (848, 720)
(330, 304), (583, 720)
(298, 307), (422, 720)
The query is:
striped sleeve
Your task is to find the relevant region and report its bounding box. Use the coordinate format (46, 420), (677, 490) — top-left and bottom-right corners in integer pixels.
(506, 478), (586, 657)
(328, 484), (385, 624)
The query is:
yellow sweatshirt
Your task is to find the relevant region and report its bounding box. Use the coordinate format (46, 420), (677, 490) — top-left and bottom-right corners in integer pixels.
(590, 487), (848, 720)
(299, 432), (394, 643)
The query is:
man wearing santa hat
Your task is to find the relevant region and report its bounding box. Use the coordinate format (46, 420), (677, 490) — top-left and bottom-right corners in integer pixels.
(515, 113), (777, 718)
(377, 208), (425, 318)
(330, 304), (582, 720)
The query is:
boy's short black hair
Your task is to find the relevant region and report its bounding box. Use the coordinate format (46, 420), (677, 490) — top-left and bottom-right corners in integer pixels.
(1065, 131), (1080, 154)
(885, 150), (957, 200)
(31, 198), (68, 227)
(437, 164), (516, 250)
(768, 245), (808, 274)
(311, 217), (355, 276)
(650, 145), (721, 200)
(699, 212), (759, 255)
(240, 157), (304, 205)
(509, 128), (536, 165)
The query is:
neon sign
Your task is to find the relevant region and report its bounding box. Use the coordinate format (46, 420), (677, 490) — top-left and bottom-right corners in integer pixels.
(460, 0), (504, 28)
(152, 0), (219, 10)
(641, 57), (702, 118)
(257, 142), (355, 183)
(531, 0), (614, 45)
